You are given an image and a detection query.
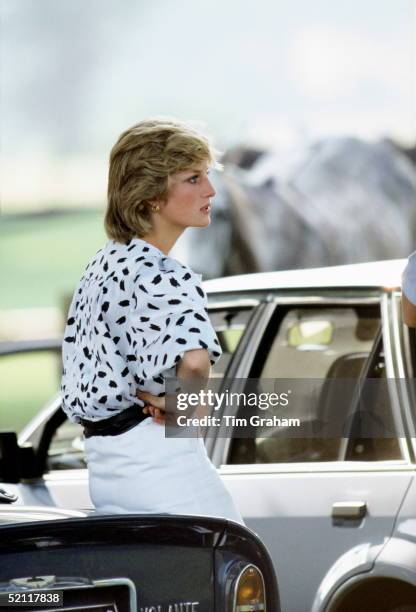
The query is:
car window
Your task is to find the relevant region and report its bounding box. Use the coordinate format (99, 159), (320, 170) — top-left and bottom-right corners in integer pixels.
(46, 305), (255, 471)
(209, 307), (254, 378)
(0, 349), (61, 433)
(344, 338), (401, 461)
(228, 304), (402, 464)
(258, 306), (380, 379)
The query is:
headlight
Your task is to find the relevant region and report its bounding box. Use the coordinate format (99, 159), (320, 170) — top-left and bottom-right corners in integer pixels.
(233, 564), (266, 611)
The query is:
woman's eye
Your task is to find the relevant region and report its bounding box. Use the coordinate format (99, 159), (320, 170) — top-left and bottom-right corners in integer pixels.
(188, 175), (199, 184)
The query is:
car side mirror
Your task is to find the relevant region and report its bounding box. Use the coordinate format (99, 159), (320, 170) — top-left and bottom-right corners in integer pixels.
(0, 432), (39, 483)
(0, 432), (20, 483)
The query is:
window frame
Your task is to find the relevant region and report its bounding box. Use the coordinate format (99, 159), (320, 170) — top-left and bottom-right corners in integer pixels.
(207, 299), (259, 380)
(216, 291), (412, 471)
(391, 291), (416, 462)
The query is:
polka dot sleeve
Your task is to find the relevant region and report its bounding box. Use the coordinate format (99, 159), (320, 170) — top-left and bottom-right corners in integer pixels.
(130, 259), (222, 380)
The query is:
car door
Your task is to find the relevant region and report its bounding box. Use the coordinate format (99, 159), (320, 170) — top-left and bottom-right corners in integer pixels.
(212, 293), (413, 612)
(0, 339), (87, 508)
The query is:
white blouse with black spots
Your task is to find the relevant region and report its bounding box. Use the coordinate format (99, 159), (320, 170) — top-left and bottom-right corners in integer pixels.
(61, 238), (222, 424)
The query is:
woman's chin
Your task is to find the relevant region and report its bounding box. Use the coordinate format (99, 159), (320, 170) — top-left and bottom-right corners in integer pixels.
(186, 217), (211, 229)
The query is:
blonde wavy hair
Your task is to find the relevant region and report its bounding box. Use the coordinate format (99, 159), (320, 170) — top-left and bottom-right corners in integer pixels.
(105, 118), (221, 243)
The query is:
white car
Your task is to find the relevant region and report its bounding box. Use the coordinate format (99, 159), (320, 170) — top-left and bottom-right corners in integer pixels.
(1, 259), (416, 612)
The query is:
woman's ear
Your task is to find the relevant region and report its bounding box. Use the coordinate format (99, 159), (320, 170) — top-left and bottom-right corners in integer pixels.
(147, 197), (162, 213)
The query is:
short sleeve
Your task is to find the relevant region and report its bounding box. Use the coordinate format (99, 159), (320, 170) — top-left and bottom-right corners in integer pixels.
(130, 258), (222, 380)
(402, 252), (416, 305)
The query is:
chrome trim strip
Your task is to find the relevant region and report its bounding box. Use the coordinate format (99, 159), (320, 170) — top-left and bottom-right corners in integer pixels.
(0, 506), (87, 518)
(0, 578), (137, 612)
(44, 469), (88, 482)
(390, 292), (416, 460)
(391, 293), (406, 379)
(382, 293), (397, 378)
(208, 299), (260, 309)
(271, 296), (380, 305)
(219, 460), (413, 475)
(93, 578), (137, 612)
(381, 293), (412, 463)
(232, 303), (275, 379)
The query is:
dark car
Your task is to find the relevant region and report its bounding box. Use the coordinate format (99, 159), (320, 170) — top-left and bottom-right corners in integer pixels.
(0, 505), (280, 611)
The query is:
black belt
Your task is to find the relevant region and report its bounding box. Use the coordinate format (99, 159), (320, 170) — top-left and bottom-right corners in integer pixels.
(80, 405), (147, 438)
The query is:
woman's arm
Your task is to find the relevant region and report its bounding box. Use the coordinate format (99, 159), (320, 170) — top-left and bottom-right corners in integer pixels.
(176, 348), (211, 379)
(402, 254), (416, 327)
(137, 349), (211, 423)
(402, 292), (416, 327)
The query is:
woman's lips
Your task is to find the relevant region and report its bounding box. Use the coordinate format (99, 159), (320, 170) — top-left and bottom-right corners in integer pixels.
(200, 204), (212, 213)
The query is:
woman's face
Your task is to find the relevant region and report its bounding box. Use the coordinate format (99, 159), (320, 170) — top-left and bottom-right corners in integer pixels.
(158, 161), (216, 229)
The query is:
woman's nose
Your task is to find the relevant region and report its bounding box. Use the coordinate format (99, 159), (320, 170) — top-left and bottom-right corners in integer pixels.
(205, 177), (216, 198)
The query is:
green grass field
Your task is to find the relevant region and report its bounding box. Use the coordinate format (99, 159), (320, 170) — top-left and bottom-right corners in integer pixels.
(0, 210), (106, 309)
(0, 351), (61, 433)
(0, 210), (107, 432)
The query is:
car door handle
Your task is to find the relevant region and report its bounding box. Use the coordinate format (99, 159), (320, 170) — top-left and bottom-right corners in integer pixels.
(332, 501), (367, 519)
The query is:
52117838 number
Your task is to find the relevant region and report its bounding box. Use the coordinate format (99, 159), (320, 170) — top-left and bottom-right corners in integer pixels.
(0, 590), (63, 607)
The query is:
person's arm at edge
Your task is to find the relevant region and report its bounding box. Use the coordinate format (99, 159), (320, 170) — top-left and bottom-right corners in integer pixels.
(402, 292), (416, 328)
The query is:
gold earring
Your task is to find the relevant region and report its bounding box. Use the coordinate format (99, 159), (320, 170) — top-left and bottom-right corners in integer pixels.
(151, 205), (160, 213)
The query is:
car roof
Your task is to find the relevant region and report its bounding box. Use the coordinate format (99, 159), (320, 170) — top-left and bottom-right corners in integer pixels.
(203, 259), (407, 294)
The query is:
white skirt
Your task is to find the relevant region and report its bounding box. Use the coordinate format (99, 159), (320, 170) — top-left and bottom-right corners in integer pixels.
(84, 416), (244, 525)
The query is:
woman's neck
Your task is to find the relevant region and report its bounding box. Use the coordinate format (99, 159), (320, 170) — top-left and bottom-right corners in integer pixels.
(141, 227), (184, 256)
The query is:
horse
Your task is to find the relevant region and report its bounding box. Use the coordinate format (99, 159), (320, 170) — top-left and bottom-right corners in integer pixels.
(172, 137), (416, 278)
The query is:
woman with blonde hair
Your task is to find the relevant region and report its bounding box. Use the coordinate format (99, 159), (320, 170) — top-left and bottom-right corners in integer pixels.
(61, 118), (243, 524)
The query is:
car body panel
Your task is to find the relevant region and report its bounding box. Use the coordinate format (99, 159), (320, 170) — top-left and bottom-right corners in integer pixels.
(218, 468), (413, 612)
(203, 259), (406, 295)
(311, 474), (416, 611)
(374, 473), (416, 586)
